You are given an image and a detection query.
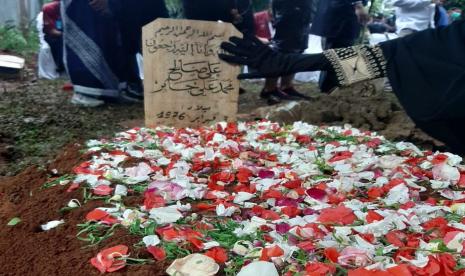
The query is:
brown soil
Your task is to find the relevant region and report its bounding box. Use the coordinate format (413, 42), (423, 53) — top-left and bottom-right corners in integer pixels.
(245, 81), (444, 151)
(0, 77), (449, 275)
(0, 144), (167, 275)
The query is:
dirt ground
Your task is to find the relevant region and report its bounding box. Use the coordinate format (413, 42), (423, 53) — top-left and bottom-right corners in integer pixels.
(0, 74), (448, 276)
(0, 76), (443, 177)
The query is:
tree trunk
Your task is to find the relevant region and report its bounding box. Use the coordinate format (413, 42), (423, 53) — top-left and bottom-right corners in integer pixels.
(18, 0), (29, 36)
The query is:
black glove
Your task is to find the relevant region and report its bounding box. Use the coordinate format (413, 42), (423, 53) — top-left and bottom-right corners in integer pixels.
(219, 36), (332, 79)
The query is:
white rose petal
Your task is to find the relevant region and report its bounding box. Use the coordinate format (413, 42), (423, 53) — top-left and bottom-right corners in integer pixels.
(383, 184), (409, 206)
(440, 190), (465, 200)
(167, 254), (219, 276)
(237, 261), (279, 276)
(149, 207), (183, 224)
(432, 164), (460, 185)
(446, 232), (465, 252)
(399, 253), (429, 268)
(203, 241), (220, 250)
(143, 235), (161, 247)
(114, 184), (128, 196)
(216, 204), (237, 217)
(234, 192), (255, 204)
(67, 199), (81, 208)
(157, 157), (171, 166)
(41, 220), (65, 231)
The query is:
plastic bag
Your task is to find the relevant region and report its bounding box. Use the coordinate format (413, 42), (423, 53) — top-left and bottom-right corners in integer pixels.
(37, 12), (59, 80)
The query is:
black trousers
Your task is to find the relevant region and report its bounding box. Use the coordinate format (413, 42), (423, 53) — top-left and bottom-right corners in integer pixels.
(182, 0), (255, 35)
(117, 0), (169, 84)
(319, 37), (354, 93)
(44, 34), (64, 73)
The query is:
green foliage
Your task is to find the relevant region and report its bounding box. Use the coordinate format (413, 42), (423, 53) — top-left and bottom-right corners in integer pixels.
(165, 0), (183, 18)
(0, 24), (39, 57)
(7, 217), (22, 226)
(163, 0), (271, 18)
(445, 0), (465, 10)
(252, 0), (270, 11)
(370, 0), (384, 14)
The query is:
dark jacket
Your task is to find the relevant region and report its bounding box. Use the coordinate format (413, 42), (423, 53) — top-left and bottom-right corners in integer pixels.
(311, 0), (367, 40)
(109, 0), (169, 52)
(380, 20), (465, 153)
(271, 0), (313, 52)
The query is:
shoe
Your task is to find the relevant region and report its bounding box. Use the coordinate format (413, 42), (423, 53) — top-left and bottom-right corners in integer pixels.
(260, 89), (284, 105)
(260, 88), (293, 100)
(127, 82), (144, 95)
(239, 87), (246, 95)
(71, 93), (104, 107)
(121, 89), (143, 103)
(384, 82), (393, 92)
(282, 87), (311, 100)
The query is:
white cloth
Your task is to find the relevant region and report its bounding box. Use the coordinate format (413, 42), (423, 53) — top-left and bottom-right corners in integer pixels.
(368, 33), (399, 46)
(136, 53), (144, 80)
(294, 34), (323, 83)
(388, 0), (435, 32)
(36, 12), (59, 80)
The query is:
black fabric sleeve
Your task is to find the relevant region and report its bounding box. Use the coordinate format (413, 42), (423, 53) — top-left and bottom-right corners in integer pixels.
(379, 20), (465, 122)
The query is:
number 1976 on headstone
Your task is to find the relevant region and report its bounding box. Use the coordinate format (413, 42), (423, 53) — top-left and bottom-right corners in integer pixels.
(156, 111), (186, 121)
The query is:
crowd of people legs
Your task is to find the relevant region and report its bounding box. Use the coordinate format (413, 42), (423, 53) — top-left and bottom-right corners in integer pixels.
(40, 0), (462, 107)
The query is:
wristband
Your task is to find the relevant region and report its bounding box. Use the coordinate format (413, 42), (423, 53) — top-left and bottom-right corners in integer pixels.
(323, 45), (387, 86)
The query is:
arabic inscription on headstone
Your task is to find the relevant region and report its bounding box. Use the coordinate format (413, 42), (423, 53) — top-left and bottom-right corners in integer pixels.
(142, 18), (241, 128)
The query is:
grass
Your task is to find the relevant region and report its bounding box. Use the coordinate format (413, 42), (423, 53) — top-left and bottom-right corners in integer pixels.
(0, 24), (39, 57)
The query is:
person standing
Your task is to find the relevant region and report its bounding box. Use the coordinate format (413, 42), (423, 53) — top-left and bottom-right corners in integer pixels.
(182, 0), (255, 95)
(311, 0), (370, 93)
(260, 0), (314, 105)
(42, 0), (64, 73)
(89, 0), (169, 102)
(62, 0), (124, 107)
(387, 0), (436, 37)
(435, 0), (449, 27)
(368, 14), (396, 33)
(182, 0), (255, 36)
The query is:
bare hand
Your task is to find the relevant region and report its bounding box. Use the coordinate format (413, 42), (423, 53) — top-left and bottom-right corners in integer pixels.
(51, 29), (62, 37)
(355, 5), (370, 26)
(89, 0), (108, 12)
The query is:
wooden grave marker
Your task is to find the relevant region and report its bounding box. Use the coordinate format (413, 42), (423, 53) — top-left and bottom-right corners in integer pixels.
(142, 18), (241, 128)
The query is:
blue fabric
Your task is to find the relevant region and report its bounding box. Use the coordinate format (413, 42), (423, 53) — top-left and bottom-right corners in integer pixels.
(62, 0), (122, 97)
(436, 6), (449, 27)
(311, 0), (366, 40)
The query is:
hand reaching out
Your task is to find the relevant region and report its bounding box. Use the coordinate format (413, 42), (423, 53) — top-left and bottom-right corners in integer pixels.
(219, 36), (330, 79)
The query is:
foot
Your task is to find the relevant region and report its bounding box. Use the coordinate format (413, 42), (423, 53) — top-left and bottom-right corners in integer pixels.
(127, 82), (143, 95)
(281, 87), (311, 100)
(259, 89), (284, 105)
(260, 88), (293, 100)
(71, 93), (104, 107)
(120, 89), (143, 103)
(384, 83), (393, 92)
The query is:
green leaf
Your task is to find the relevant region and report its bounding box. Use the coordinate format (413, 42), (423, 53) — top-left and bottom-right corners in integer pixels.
(445, 213), (463, 223)
(7, 217), (21, 226)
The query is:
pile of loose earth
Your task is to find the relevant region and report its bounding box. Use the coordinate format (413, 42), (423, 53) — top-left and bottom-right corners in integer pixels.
(1, 121), (465, 276)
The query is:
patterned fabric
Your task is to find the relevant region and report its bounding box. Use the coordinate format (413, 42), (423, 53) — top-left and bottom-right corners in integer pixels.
(323, 45), (387, 87)
(62, 0), (122, 97)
